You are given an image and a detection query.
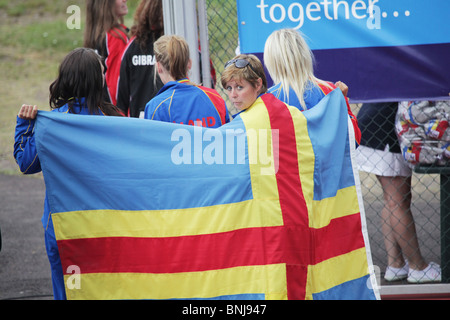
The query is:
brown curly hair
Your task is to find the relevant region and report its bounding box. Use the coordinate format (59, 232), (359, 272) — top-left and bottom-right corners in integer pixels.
(131, 0), (164, 51)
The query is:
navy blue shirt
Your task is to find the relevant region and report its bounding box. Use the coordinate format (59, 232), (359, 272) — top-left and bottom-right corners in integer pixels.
(357, 102), (400, 153)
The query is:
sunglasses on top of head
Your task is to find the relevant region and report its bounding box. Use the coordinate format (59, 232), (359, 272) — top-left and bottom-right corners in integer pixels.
(224, 59), (257, 74)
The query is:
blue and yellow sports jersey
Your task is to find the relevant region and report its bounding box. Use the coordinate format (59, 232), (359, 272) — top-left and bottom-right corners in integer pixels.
(145, 79), (230, 128)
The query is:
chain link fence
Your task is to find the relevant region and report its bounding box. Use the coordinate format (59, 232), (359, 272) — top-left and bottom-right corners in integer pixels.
(205, 0), (239, 115)
(364, 171), (441, 275)
(204, 0), (444, 283)
(353, 102), (444, 283)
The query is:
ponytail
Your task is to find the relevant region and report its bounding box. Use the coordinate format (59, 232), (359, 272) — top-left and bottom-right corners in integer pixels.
(154, 35), (193, 83)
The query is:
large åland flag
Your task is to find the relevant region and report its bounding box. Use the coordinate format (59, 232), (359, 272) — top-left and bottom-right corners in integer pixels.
(35, 89), (379, 300)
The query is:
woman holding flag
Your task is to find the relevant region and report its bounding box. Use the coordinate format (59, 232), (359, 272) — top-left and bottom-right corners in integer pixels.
(13, 48), (123, 300)
(263, 28), (361, 145)
(220, 53), (378, 299)
(221, 54), (268, 114)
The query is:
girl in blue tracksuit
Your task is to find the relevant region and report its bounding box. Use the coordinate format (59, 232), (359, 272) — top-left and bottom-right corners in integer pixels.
(13, 48), (123, 300)
(144, 35), (230, 127)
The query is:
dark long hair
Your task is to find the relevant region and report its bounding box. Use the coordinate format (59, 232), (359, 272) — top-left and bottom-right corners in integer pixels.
(131, 0), (164, 51)
(49, 48), (122, 116)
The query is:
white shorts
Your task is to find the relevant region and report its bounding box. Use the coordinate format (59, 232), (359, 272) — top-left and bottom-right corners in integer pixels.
(356, 145), (412, 177)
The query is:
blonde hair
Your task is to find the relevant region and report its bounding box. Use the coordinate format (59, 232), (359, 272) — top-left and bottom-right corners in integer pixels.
(264, 28), (331, 108)
(220, 54), (267, 95)
(154, 35), (194, 83)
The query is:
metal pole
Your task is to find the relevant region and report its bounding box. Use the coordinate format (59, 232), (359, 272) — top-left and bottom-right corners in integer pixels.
(415, 165), (450, 283)
(183, 0), (201, 84)
(197, 0), (212, 88)
(161, 0), (201, 84)
(162, 0), (174, 35)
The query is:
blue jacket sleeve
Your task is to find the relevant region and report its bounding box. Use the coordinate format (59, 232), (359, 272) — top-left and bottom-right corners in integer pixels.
(144, 100), (155, 120)
(225, 106), (231, 124)
(145, 98), (171, 123)
(14, 117), (41, 174)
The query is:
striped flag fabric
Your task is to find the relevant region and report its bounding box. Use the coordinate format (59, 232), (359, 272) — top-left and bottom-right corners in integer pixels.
(35, 89), (379, 300)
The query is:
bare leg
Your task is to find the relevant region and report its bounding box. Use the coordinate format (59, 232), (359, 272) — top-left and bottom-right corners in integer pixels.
(377, 175), (428, 271)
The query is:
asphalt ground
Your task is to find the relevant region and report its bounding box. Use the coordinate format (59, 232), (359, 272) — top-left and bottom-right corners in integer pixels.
(0, 174), (53, 300)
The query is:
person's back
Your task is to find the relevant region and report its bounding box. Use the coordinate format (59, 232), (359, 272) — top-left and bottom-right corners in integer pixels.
(264, 28), (361, 144)
(268, 80), (325, 111)
(144, 34), (229, 127)
(13, 48), (122, 300)
(118, 36), (163, 117)
(117, 0), (164, 117)
(145, 79), (228, 127)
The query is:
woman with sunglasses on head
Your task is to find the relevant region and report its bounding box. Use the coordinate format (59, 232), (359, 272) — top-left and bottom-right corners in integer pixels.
(221, 54), (268, 115)
(144, 35), (230, 128)
(264, 28), (361, 144)
(84, 0), (130, 106)
(13, 48), (123, 300)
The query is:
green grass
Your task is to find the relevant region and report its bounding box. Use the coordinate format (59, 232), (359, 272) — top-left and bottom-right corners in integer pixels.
(0, 0), (237, 175)
(0, 0), (139, 175)
(0, 0), (77, 16)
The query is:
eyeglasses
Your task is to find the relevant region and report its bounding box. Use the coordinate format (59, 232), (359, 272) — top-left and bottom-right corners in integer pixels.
(224, 59), (257, 73)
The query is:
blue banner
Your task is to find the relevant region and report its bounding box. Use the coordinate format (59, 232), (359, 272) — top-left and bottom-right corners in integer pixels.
(237, 0), (450, 102)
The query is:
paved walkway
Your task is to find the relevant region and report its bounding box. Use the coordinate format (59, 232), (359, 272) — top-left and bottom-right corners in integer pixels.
(0, 174), (52, 300)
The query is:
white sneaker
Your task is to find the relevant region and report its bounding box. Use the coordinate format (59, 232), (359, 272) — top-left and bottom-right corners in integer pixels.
(407, 262), (441, 283)
(384, 263), (408, 282)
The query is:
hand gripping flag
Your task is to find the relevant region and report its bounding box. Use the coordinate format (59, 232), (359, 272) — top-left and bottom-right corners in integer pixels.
(35, 89), (379, 300)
